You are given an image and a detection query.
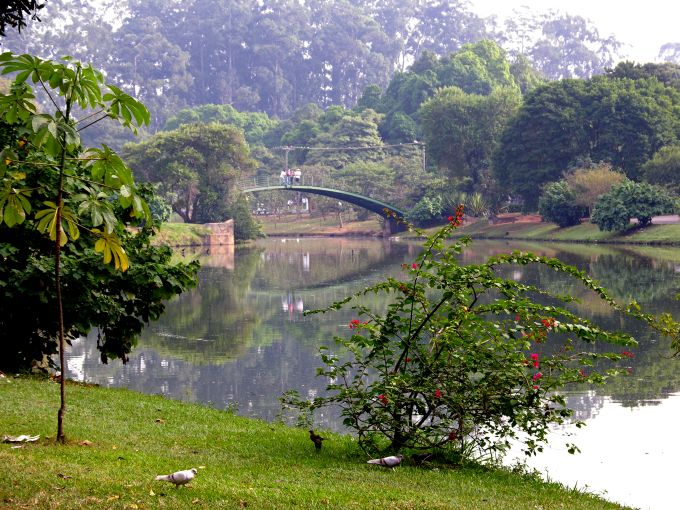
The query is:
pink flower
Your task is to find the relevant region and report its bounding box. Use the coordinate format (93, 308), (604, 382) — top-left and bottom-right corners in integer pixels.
(532, 372), (543, 381)
(533, 385), (539, 390)
(434, 389), (442, 398)
(349, 319), (360, 329)
(412, 263), (418, 269)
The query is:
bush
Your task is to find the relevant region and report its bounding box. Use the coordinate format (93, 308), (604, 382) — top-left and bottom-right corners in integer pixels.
(591, 180), (678, 231)
(283, 208), (678, 460)
(407, 195), (444, 225)
(538, 181), (586, 227)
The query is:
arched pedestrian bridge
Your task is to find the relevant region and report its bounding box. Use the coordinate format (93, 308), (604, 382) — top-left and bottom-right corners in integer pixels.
(237, 175), (408, 235)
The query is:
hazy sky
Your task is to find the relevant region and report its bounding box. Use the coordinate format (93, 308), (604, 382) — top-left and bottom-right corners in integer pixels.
(470, 0), (680, 64)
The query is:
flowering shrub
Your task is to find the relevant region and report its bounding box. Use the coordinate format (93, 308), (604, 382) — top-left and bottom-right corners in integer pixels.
(282, 206), (679, 459)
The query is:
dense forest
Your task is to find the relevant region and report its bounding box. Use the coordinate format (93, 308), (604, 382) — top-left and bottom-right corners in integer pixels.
(3, 0), (680, 231)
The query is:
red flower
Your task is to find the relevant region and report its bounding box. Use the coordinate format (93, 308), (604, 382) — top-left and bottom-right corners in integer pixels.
(434, 389), (442, 398)
(533, 385), (539, 390)
(530, 353), (539, 368)
(448, 215), (454, 222)
(406, 357), (412, 362)
(515, 315), (521, 322)
(532, 372), (543, 381)
(621, 351), (635, 358)
(349, 319), (360, 329)
(378, 394), (388, 405)
(541, 317), (556, 329)
(412, 263), (418, 269)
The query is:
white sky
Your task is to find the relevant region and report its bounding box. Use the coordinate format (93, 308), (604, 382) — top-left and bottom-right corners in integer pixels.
(469, 0), (680, 63)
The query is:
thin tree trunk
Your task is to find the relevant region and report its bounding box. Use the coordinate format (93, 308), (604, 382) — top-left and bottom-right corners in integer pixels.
(56, 101), (72, 444)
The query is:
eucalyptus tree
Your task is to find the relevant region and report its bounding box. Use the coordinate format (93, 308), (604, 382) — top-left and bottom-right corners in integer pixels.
(307, 0), (392, 108)
(405, 0), (488, 63)
(0, 52), (199, 441)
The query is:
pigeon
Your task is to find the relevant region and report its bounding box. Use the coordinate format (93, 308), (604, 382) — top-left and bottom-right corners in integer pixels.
(155, 468), (197, 487)
(367, 454), (403, 468)
(309, 429), (326, 450)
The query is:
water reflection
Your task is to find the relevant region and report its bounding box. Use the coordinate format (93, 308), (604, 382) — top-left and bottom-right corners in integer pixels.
(64, 237), (680, 508)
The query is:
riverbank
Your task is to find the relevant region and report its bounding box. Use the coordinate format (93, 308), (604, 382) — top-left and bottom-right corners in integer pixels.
(1, 376), (631, 509)
(149, 213), (680, 248)
(454, 214), (680, 245)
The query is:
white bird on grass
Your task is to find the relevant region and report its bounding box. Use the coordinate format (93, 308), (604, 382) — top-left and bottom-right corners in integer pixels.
(154, 468), (197, 487)
(367, 454), (403, 468)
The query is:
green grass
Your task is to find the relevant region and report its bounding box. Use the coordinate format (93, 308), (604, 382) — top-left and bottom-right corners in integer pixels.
(152, 223), (211, 247)
(0, 377), (631, 509)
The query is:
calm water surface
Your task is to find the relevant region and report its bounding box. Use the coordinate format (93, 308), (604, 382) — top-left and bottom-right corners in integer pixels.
(65, 237), (680, 510)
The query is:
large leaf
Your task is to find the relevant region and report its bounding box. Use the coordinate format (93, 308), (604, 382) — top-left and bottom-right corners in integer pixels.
(0, 177), (32, 227)
(35, 202), (80, 246)
(103, 84), (150, 132)
(93, 228), (129, 271)
(76, 192), (118, 233)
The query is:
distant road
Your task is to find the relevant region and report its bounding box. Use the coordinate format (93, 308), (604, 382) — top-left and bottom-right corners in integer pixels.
(651, 215), (680, 224)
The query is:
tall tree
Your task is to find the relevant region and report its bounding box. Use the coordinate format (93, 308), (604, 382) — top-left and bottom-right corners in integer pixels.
(494, 76), (680, 210)
(420, 85), (521, 184)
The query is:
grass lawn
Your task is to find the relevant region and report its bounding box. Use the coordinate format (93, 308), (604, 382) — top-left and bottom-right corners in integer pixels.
(0, 376), (632, 509)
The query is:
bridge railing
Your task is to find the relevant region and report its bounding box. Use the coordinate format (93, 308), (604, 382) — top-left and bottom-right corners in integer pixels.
(237, 174), (352, 193)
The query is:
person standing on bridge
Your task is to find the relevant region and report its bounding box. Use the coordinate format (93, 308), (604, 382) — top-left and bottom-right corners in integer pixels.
(294, 168), (301, 185)
(280, 169), (286, 185)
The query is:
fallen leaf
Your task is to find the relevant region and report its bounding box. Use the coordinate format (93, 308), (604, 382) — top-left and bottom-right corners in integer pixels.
(239, 501), (248, 508)
(112, 445), (117, 450)
(154, 419), (166, 424)
(56, 473), (72, 479)
(149, 489), (155, 496)
(79, 440), (92, 446)
(198, 466), (206, 469)
(127, 504), (138, 509)
(192, 499), (199, 504)
(107, 495), (120, 501)
(10, 445), (23, 449)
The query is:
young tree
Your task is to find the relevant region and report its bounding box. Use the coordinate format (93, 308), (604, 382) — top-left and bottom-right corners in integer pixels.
(283, 209), (680, 457)
(0, 52), (199, 441)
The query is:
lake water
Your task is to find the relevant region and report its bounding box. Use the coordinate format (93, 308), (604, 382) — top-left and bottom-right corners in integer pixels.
(64, 237), (680, 510)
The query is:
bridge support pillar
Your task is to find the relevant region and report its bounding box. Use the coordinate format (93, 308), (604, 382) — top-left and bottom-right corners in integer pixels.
(383, 216), (406, 236)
